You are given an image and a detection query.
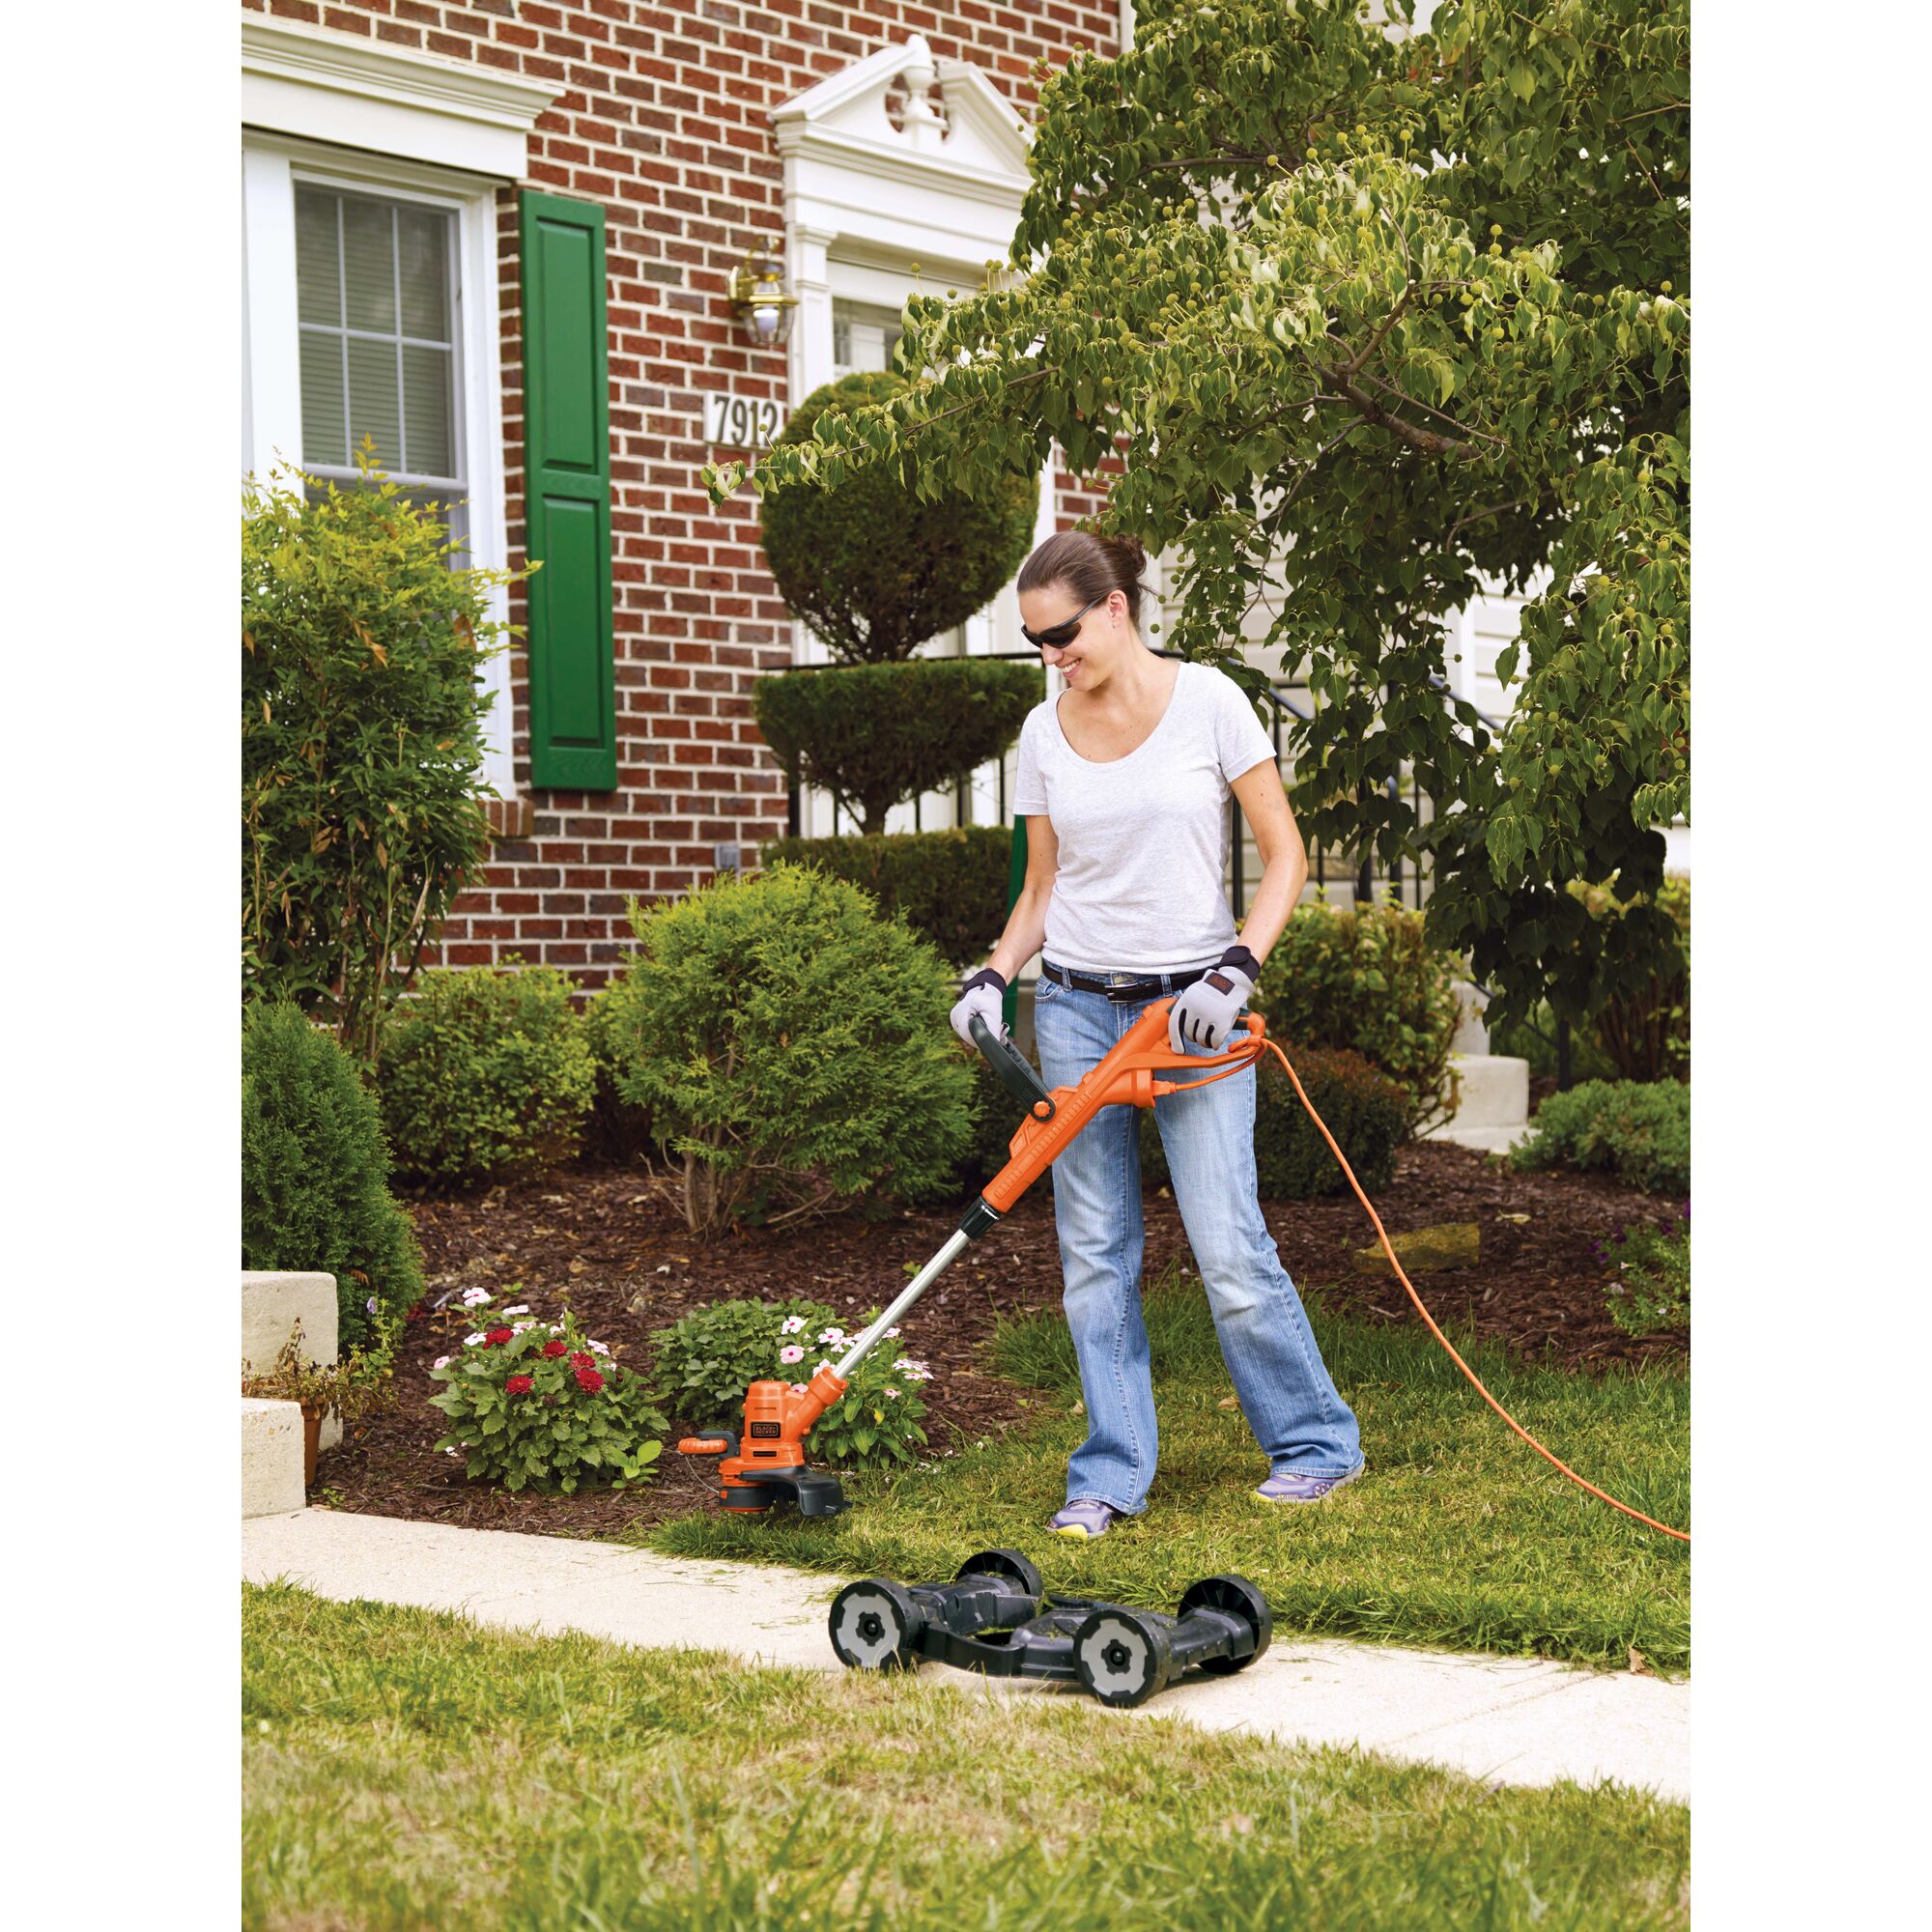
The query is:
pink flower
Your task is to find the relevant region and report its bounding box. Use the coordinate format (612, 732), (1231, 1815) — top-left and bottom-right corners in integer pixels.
(780, 1316), (807, 1334)
(780, 1345), (805, 1365)
(432, 1355), (453, 1372)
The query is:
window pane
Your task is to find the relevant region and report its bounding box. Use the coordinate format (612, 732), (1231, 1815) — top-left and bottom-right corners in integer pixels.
(402, 344), (454, 477)
(397, 206), (450, 340)
(295, 189), (340, 327)
(342, 199), (396, 332)
(347, 337), (402, 469)
(298, 330), (347, 468)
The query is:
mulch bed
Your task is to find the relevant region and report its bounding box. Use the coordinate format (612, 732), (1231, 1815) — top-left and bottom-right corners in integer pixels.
(319, 1142), (1686, 1537)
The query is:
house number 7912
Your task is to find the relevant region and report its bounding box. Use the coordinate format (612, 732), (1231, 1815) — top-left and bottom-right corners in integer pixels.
(704, 392), (783, 447)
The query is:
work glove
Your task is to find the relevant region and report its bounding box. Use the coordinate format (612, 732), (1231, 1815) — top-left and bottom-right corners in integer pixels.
(951, 967), (1009, 1050)
(1168, 947), (1260, 1055)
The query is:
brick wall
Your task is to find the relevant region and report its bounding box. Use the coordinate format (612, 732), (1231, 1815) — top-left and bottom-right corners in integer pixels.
(243, 0), (1127, 988)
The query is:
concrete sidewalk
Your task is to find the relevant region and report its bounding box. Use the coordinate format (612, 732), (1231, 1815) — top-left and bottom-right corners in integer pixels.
(243, 1508), (1689, 1803)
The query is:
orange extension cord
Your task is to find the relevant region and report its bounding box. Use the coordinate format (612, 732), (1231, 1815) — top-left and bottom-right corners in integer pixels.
(1167, 1033), (1690, 1544)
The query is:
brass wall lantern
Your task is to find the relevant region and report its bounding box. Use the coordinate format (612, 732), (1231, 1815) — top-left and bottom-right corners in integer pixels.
(727, 251), (799, 349)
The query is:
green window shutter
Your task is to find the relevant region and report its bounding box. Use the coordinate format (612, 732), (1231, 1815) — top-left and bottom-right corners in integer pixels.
(520, 190), (615, 790)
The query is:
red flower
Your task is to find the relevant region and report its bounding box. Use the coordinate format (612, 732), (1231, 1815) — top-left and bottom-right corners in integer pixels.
(570, 1351), (595, 1370)
(505, 1374), (534, 1395)
(484, 1327), (514, 1347)
(542, 1338), (569, 1358)
(574, 1366), (605, 1393)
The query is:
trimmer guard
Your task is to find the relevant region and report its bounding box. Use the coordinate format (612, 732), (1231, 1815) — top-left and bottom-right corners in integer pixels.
(828, 1550), (1272, 1708)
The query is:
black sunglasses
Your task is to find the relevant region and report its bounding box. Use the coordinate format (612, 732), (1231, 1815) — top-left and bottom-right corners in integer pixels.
(1020, 593), (1109, 651)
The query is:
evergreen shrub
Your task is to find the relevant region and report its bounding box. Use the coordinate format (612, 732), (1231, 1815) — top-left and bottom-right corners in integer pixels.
(242, 1001), (424, 1350)
(581, 981), (660, 1164)
(602, 863), (975, 1232)
(379, 961), (596, 1185)
(753, 661), (1038, 837)
(761, 826), (1012, 967)
(1254, 902), (1463, 1132)
(758, 369), (1039, 664)
(1511, 1079), (1690, 1195)
(242, 454), (521, 1061)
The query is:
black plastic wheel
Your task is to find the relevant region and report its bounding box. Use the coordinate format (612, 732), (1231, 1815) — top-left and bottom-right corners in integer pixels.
(828, 1577), (923, 1673)
(1072, 1606), (1174, 1708)
(1178, 1574), (1273, 1675)
(954, 1548), (1044, 1599)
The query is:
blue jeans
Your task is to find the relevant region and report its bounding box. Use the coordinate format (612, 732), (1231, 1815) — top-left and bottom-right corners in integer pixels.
(1031, 968), (1362, 1513)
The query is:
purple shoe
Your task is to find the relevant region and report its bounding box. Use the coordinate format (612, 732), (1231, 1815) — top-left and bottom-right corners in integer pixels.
(1049, 1498), (1120, 1539)
(1253, 1461), (1367, 1505)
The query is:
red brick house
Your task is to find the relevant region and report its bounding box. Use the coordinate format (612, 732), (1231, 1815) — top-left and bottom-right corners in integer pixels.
(241, 0), (1137, 989)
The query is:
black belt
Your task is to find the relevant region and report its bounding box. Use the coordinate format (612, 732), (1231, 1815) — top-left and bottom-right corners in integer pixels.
(1039, 958), (1209, 1004)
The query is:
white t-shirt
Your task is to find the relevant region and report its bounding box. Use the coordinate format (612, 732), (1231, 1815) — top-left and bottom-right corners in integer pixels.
(1011, 659), (1277, 975)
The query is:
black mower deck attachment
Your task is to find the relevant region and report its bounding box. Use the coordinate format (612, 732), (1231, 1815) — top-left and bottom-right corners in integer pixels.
(828, 1549), (1272, 1709)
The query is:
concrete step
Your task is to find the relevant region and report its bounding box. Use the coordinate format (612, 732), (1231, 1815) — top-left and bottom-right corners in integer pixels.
(1428, 1122), (1532, 1156)
(1435, 1053), (1528, 1130)
(242, 1399), (306, 1519)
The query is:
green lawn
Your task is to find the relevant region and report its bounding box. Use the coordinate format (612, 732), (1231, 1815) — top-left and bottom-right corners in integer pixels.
(646, 1267), (1690, 1672)
(243, 1584), (1689, 1931)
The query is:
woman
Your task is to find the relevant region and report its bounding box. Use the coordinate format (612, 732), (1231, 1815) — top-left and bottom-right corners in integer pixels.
(950, 531), (1364, 1539)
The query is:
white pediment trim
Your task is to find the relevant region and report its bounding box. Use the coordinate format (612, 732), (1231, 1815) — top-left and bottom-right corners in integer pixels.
(242, 17), (560, 179)
(772, 35), (1033, 211)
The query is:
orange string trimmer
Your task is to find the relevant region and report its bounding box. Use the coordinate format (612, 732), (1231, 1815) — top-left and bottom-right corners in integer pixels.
(1259, 1037), (1690, 1545)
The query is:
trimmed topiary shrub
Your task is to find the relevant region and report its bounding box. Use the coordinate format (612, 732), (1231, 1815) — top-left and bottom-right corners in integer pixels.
(601, 863), (975, 1232)
(242, 454), (521, 1063)
(758, 368), (1040, 664)
(379, 961), (596, 1186)
(1142, 1046), (1409, 1201)
(1254, 902), (1463, 1132)
(1511, 1078), (1690, 1195)
(242, 1001), (425, 1351)
(761, 826), (1012, 967)
(754, 660), (1039, 837)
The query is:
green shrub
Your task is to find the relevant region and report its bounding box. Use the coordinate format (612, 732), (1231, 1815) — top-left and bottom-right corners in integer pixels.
(648, 1297), (930, 1473)
(581, 981), (661, 1164)
(379, 962), (596, 1186)
(1142, 1046), (1408, 1200)
(753, 661), (1039, 837)
(762, 827), (1012, 967)
(242, 454), (522, 1062)
(1585, 873), (1690, 1084)
(242, 1001), (424, 1351)
(1511, 1079), (1690, 1194)
(428, 1304), (668, 1493)
(758, 369), (1039, 664)
(1254, 902), (1463, 1132)
(1596, 1210), (1690, 1337)
(603, 863), (975, 1231)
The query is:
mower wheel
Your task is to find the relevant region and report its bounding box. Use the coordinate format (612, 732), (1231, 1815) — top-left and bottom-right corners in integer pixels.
(1178, 1574), (1273, 1675)
(1072, 1606), (1174, 1709)
(829, 1577), (923, 1674)
(954, 1548), (1043, 1599)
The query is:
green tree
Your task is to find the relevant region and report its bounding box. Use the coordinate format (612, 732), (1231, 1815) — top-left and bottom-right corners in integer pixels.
(703, 0), (1689, 1037)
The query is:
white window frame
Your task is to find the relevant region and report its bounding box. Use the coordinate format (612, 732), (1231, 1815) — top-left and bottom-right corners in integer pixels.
(243, 133), (515, 794)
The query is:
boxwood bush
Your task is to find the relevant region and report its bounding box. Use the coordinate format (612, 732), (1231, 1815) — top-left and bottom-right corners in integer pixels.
(379, 962), (596, 1186)
(1254, 902), (1463, 1132)
(1511, 1078), (1690, 1195)
(1143, 1046), (1409, 1201)
(601, 863), (975, 1232)
(753, 660), (1038, 837)
(242, 1001), (424, 1350)
(761, 826), (1012, 968)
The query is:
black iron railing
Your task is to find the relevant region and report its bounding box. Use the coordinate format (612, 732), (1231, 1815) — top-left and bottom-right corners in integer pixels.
(777, 652), (1504, 913)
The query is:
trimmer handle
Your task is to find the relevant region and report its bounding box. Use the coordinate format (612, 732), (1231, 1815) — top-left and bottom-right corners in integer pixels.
(968, 1012), (1056, 1122)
